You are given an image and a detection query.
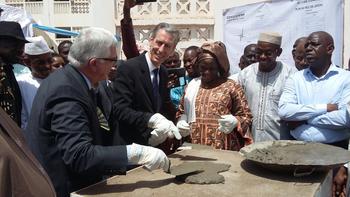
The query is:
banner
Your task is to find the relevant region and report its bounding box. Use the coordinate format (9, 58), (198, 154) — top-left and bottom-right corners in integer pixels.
(0, 3), (34, 37)
(223, 0), (344, 73)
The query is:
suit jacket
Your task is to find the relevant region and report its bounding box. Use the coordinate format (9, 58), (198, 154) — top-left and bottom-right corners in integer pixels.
(25, 65), (128, 197)
(96, 81), (113, 121)
(112, 53), (175, 145)
(0, 107), (56, 197)
(96, 80), (122, 145)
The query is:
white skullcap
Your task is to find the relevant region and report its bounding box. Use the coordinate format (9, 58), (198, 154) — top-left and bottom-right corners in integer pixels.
(25, 36), (53, 55)
(258, 32), (282, 46)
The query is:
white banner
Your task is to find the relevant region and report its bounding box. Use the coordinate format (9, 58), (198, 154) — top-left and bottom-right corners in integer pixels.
(0, 4), (34, 37)
(223, 0), (344, 74)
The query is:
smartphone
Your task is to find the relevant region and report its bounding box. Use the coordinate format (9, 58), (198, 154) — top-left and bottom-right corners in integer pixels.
(167, 67), (186, 88)
(135, 0), (157, 3)
(167, 67), (186, 77)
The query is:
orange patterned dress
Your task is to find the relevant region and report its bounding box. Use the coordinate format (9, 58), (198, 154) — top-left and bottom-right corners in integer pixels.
(177, 79), (253, 151)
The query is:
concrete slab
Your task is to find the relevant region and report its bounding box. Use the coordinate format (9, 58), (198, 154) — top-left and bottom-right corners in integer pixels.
(72, 145), (332, 197)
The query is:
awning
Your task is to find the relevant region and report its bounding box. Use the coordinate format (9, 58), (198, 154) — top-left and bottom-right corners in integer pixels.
(32, 24), (79, 37)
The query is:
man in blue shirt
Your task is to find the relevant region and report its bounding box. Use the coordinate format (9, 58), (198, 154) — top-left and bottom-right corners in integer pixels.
(278, 31), (350, 197)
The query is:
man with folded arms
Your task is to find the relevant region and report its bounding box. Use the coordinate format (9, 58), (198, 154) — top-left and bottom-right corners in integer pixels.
(279, 31), (350, 197)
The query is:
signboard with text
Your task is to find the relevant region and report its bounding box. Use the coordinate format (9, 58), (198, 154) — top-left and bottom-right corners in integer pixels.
(223, 0), (344, 73)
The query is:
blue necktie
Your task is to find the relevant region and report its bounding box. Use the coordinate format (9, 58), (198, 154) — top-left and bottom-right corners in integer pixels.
(152, 68), (160, 111)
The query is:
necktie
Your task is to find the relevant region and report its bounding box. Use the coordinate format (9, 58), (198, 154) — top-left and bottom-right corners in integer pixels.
(152, 68), (160, 111)
(90, 88), (110, 131)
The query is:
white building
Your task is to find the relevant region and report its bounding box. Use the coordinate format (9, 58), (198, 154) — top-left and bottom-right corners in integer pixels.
(1, 0), (215, 58)
(1, 0), (349, 66)
(1, 0), (114, 42)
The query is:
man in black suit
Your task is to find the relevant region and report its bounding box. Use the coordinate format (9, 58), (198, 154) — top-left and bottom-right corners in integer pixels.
(25, 27), (170, 197)
(113, 23), (182, 148)
(96, 60), (123, 145)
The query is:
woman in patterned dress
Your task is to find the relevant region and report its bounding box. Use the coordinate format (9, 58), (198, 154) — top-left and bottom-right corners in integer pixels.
(176, 41), (253, 151)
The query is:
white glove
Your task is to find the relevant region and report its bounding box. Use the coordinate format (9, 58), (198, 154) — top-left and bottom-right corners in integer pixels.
(217, 114), (238, 134)
(148, 113), (182, 140)
(148, 128), (169, 147)
(176, 114), (191, 137)
(127, 143), (170, 172)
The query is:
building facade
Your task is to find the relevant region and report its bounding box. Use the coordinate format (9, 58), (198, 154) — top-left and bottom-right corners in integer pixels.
(115, 0), (214, 56)
(1, 0), (214, 58)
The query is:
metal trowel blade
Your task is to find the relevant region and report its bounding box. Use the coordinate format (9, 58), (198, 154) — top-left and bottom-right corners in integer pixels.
(166, 161), (203, 177)
(173, 170), (204, 178)
(169, 168), (204, 177)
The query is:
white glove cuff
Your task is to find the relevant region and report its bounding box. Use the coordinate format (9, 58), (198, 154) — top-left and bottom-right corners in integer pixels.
(126, 143), (142, 165)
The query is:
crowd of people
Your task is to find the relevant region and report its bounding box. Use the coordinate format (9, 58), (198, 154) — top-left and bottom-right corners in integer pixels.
(1, 0), (350, 196)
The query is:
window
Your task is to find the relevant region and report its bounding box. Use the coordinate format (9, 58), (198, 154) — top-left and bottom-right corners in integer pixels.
(55, 27), (71, 39)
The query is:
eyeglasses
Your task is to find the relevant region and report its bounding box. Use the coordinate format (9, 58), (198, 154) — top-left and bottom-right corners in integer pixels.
(94, 57), (118, 66)
(96, 57), (118, 62)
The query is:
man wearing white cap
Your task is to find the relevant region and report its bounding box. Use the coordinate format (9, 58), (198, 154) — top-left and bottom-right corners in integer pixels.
(238, 32), (296, 142)
(16, 36), (53, 129)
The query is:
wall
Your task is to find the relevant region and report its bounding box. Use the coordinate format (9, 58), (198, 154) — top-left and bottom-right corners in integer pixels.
(90, 0), (115, 33)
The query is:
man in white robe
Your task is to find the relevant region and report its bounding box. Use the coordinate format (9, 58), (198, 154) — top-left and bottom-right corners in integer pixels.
(238, 32), (296, 142)
(17, 36), (53, 129)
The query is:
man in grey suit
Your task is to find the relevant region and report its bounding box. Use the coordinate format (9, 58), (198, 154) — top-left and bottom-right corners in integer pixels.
(113, 23), (182, 150)
(25, 27), (170, 197)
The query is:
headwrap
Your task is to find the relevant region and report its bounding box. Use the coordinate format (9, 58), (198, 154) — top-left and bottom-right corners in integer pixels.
(197, 41), (230, 78)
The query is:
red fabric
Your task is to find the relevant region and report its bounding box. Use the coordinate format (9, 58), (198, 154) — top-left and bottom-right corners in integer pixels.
(177, 80), (253, 151)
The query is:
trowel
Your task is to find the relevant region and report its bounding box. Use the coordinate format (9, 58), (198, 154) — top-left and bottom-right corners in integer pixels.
(167, 161), (204, 179)
(142, 160), (203, 178)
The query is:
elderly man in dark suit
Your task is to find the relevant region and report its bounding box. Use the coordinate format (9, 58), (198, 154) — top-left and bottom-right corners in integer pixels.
(96, 60), (123, 145)
(113, 22), (182, 149)
(25, 27), (170, 197)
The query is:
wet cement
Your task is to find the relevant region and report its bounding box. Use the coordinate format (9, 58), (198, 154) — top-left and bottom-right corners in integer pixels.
(170, 162), (231, 184)
(241, 141), (350, 166)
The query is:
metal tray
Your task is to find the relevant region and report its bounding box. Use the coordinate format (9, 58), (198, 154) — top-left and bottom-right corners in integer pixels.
(239, 140), (350, 176)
